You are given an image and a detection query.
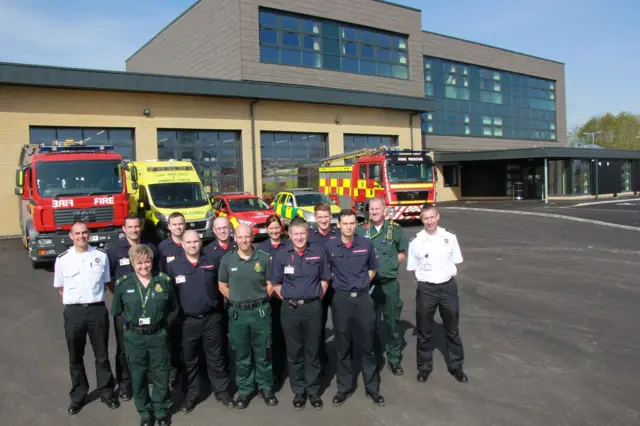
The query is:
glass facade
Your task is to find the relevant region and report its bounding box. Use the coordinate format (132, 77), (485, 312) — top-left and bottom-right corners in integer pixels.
(343, 134), (397, 165)
(157, 130), (242, 194)
(422, 56), (557, 141)
(29, 127), (135, 161)
(259, 8), (409, 79)
(260, 132), (328, 202)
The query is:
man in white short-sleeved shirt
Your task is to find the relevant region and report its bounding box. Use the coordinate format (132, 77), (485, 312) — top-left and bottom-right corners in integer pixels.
(54, 221), (120, 415)
(407, 205), (468, 385)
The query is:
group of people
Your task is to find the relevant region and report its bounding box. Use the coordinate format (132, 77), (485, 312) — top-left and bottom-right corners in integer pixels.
(54, 196), (469, 426)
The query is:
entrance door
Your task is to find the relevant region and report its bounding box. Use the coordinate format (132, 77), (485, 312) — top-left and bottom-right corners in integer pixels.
(522, 165), (544, 199)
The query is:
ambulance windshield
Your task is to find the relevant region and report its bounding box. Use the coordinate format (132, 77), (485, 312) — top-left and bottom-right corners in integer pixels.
(35, 160), (123, 198)
(386, 162), (433, 183)
(148, 182), (210, 208)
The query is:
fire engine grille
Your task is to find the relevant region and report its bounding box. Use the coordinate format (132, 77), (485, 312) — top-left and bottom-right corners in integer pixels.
(396, 191), (429, 202)
(54, 207), (115, 226)
(186, 220), (207, 231)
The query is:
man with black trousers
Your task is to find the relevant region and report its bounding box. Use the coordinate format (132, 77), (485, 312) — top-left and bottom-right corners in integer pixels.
(105, 214), (159, 401)
(325, 209), (385, 407)
(54, 221), (120, 415)
(271, 217), (331, 410)
(165, 230), (235, 413)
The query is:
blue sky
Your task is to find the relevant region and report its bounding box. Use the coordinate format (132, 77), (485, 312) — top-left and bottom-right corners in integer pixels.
(0, 0), (638, 130)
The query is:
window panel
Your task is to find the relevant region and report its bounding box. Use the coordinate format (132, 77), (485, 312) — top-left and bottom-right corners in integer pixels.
(341, 27), (357, 40)
(260, 28), (278, 44)
(322, 38), (340, 55)
(302, 51), (322, 68)
(323, 54), (340, 70)
(342, 42), (357, 56)
(341, 57), (359, 73)
(378, 63), (392, 77)
(260, 45), (279, 63)
(281, 48), (302, 65)
(392, 65), (408, 79)
(303, 35), (320, 51)
(301, 19), (320, 34)
(281, 15), (298, 31)
(282, 32), (299, 47)
(376, 47), (391, 62)
(259, 10), (277, 27)
(361, 44), (375, 59)
(361, 60), (377, 75)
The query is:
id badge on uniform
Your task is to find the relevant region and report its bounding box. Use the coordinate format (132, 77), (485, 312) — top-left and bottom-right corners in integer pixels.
(139, 317), (151, 326)
(119, 258), (130, 266)
(175, 275), (186, 284)
(284, 266), (294, 275)
(166, 256), (175, 263)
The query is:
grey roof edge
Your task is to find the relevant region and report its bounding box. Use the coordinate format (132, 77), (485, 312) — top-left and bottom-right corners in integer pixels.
(125, 0), (202, 63)
(434, 147), (640, 162)
(0, 62), (434, 112)
(422, 31), (564, 65)
(372, 0), (421, 12)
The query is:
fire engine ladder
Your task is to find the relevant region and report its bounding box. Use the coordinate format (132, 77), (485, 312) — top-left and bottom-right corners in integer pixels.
(319, 145), (398, 166)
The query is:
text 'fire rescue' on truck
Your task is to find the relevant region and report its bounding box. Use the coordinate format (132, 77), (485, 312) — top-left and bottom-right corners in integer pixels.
(15, 141), (131, 268)
(319, 146), (436, 221)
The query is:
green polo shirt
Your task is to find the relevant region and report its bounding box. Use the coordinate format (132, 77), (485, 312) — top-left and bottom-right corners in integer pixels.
(356, 219), (409, 279)
(111, 272), (178, 328)
(218, 249), (271, 303)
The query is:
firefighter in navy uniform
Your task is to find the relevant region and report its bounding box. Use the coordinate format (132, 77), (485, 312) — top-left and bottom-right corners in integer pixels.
(256, 215), (288, 386)
(105, 214), (159, 401)
(356, 196), (409, 376)
(325, 209), (384, 407)
(157, 211), (186, 389)
(271, 217), (331, 411)
(407, 205), (468, 384)
(111, 244), (179, 426)
(165, 230), (235, 414)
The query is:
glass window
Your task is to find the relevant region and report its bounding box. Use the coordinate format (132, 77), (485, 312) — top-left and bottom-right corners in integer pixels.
(30, 127), (135, 161)
(323, 54), (340, 70)
(282, 32), (299, 47)
(302, 52), (322, 68)
(361, 60), (377, 75)
(259, 10), (277, 27)
(342, 42), (357, 56)
(303, 35), (320, 51)
(260, 45), (279, 63)
(443, 165), (459, 187)
(281, 15), (298, 31)
(361, 44), (375, 58)
(281, 48), (301, 65)
(341, 26), (357, 40)
(342, 57), (359, 73)
(392, 65), (408, 79)
(260, 28), (278, 44)
(301, 19), (320, 34)
(322, 38), (340, 55)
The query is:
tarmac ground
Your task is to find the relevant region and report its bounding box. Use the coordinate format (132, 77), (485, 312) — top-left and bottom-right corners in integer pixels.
(1, 202), (639, 426)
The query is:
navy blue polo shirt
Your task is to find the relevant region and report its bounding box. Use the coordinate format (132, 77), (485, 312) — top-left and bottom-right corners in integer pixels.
(271, 243), (331, 300)
(165, 250), (218, 317)
(325, 235), (379, 292)
(203, 239), (237, 269)
(308, 227), (341, 248)
(158, 237), (184, 272)
(106, 238), (159, 281)
(256, 238), (289, 258)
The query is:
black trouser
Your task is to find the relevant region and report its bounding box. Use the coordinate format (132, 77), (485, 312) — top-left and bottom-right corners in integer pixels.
(415, 278), (464, 373)
(332, 290), (379, 394)
(64, 303), (115, 403)
(219, 294), (231, 367)
(169, 321), (183, 385)
(182, 311), (230, 402)
(280, 298), (322, 396)
(114, 315), (132, 392)
(270, 298), (287, 381)
(320, 286), (334, 364)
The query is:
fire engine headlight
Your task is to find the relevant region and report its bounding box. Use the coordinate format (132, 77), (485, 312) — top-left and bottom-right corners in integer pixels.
(238, 219), (252, 226)
(37, 239), (53, 246)
(154, 212), (169, 222)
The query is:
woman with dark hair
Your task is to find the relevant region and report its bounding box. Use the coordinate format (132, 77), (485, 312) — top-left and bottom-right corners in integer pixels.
(257, 215), (288, 386)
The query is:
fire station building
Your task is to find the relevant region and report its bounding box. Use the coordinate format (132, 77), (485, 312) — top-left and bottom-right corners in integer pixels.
(2, 0), (637, 238)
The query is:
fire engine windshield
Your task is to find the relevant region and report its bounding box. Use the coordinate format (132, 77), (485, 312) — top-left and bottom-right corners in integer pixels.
(228, 198), (270, 212)
(387, 162), (434, 183)
(148, 183), (210, 208)
(35, 160), (123, 198)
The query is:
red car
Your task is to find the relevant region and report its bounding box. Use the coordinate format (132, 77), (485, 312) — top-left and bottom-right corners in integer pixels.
(211, 192), (276, 237)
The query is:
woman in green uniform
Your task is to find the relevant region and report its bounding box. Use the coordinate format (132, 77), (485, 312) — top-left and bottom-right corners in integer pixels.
(111, 244), (179, 426)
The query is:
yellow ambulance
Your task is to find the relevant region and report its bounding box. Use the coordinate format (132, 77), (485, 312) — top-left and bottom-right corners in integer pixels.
(125, 160), (214, 243)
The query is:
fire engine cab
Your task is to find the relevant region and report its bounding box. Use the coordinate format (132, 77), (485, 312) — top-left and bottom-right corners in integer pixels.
(319, 146), (436, 221)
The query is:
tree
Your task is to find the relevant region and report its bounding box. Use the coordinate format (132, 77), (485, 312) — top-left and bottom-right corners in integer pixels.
(578, 112), (640, 150)
(566, 125), (586, 148)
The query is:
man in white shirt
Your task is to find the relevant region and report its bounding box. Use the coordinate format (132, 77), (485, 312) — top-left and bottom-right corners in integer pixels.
(54, 221), (120, 415)
(407, 205), (468, 384)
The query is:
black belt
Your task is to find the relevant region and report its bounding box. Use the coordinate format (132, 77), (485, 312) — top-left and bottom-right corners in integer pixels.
(66, 302), (105, 307)
(336, 289), (369, 298)
(229, 298), (269, 310)
(128, 325), (161, 335)
(284, 298), (317, 305)
(185, 310), (216, 319)
(418, 277), (454, 285)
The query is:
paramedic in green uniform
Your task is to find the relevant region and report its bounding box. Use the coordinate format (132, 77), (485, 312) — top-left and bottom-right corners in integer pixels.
(218, 224), (278, 409)
(111, 244), (179, 426)
(356, 196), (409, 376)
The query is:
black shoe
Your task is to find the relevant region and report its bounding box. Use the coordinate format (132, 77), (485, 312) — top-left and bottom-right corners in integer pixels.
(293, 393), (306, 410)
(331, 391), (349, 407)
(180, 400), (196, 414)
(67, 400), (84, 415)
(157, 417), (170, 426)
(309, 395), (323, 410)
(235, 394), (251, 409)
(389, 363), (404, 376)
(417, 371), (430, 383)
(365, 391), (386, 406)
(119, 388), (133, 401)
(260, 390), (278, 406)
(216, 392), (236, 408)
(101, 395), (120, 409)
(450, 368), (469, 383)
(140, 417), (154, 426)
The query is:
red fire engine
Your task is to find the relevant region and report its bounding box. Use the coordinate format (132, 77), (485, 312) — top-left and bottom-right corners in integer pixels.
(319, 146), (436, 221)
(15, 141), (131, 267)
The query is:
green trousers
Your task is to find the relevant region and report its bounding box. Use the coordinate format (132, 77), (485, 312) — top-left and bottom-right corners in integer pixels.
(371, 278), (405, 364)
(228, 304), (273, 395)
(123, 329), (170, 419)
